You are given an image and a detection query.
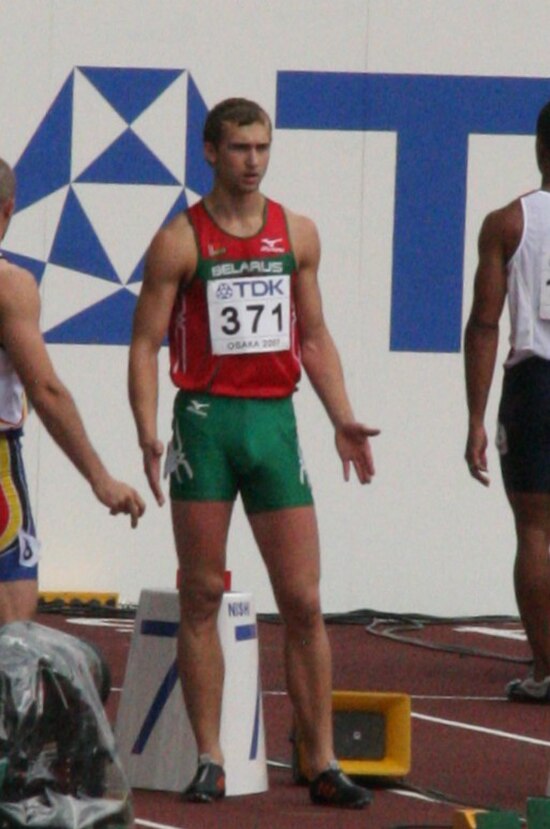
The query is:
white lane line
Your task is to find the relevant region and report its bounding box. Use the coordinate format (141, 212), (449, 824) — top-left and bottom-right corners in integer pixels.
(389, 788), (446, 804)
(455, 625), (526, 641)
(412, 694), (503, 701)
(412, 711), (550, 747)
(136, 819), (186, 829)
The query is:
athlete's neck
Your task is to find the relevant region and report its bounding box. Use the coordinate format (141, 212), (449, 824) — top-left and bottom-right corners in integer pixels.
(204, 189), (266, 237)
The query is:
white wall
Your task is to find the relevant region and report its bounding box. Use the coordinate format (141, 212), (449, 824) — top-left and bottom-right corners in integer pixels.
(0, 1), (547, 615)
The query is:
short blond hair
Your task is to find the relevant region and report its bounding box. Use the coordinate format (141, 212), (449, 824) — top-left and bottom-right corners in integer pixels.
(0, 159), (15, 207)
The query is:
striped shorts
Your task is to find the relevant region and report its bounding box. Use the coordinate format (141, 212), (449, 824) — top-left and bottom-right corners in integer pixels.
(0, 430), (40, 582)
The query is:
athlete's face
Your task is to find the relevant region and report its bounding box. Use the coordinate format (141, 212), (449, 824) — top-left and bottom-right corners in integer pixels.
(206, 120), (272, 194)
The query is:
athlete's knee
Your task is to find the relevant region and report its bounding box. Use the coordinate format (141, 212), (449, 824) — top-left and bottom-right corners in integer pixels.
(514, 518), (550, 556)
(0, 579), (38, 625)
(179, 572), (225, 626)
(278, 583), (323, 633)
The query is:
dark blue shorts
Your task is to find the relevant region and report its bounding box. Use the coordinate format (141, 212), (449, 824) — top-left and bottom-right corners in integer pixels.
(497, 356), (550, 493)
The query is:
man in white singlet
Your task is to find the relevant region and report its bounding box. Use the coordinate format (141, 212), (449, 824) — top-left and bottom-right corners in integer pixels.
(0, 158), (145, 625)
(464, 100), (550, 702)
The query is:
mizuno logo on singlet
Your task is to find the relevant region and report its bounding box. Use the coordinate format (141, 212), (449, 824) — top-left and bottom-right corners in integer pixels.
(186, 400), (210, 417)
(208, 244), (227, 257)
(260, 237), (284, 253)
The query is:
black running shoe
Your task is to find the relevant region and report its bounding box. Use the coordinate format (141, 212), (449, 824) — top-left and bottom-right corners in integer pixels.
(181, 758), (226, 803)
(309, 762), (372, 809)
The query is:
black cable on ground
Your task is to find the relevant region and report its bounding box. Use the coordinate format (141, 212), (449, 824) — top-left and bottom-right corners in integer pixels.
(259, 609), (521, 627)
(38, 601), (528, 663)
(365, 619), (532, 664)
(260, 608), (529, 664)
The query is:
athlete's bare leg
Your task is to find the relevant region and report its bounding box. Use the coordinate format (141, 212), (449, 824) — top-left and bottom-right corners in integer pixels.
(0, 579), (37, 625)
(249, 505), (334, 779)
(508, 492), (550, 679)
(171, 500), (233, 766)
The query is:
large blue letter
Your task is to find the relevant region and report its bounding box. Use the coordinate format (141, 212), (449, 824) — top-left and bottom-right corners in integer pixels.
(276, 72), (550, 352)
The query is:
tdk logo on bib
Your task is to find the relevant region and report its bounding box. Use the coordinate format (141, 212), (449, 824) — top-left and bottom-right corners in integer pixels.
(217, 278), (286, 299)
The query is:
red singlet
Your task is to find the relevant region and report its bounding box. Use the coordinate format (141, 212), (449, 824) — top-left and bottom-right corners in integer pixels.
(168, 198), (301, 398)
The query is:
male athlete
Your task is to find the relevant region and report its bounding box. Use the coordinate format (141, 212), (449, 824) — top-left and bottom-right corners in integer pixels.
(129, 98), (379, 807)
(0, 158), (145, 625)
(465, 100), (550, 702)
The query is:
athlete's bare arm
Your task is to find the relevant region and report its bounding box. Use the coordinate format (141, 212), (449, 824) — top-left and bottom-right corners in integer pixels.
(0, 261), (145, 525)
(464, 200), (522, 486)
(288, 209), (380, 484)
(129, 213), (198, 505)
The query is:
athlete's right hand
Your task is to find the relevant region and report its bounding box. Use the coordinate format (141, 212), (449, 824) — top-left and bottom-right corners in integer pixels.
(142, 439), (166, 506)
(92, 474), (146, 527)
(465, 423), (490, 487)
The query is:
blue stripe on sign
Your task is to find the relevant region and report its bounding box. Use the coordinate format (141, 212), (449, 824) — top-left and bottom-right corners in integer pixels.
(249, 670), (261, 760)
(141, 619), (179, 637)
(235, 623), (257, 642)
(132, 659), (179, 754)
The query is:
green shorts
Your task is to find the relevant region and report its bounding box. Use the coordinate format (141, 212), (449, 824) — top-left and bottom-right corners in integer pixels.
(167, 391), (314, 513)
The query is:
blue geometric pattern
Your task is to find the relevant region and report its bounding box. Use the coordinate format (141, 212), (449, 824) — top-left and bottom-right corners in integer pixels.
(79, 67), (182, 124)
(76, 130), (180, 186)
(4, 67), (212, 345)
(50, 188), (119, 282)
(13, 74), (75, 214)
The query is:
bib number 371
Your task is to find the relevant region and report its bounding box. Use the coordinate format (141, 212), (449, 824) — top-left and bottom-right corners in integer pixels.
(207, 274), (291, 354)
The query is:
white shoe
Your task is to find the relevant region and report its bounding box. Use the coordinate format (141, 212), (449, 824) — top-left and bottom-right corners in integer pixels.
(506, 674), (550, 702)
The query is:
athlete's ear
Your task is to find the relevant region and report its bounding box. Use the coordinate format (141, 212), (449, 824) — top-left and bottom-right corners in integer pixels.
(204, 142), (217, 168)
(2, 196), (14, 222)
(0, 197), (15, 237)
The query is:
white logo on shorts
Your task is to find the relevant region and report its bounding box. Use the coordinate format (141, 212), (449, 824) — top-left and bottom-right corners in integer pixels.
(18, 530), (41, 568)
(186, 399), (210, 418)
(496, 422), (508, 456)
(298, 446), (310, 487)
(164, 429), (194, 481)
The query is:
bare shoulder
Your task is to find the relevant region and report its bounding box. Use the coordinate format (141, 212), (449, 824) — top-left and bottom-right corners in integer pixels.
(0, 259), (39, 316)
(145, 210), (197, 283)
(284, 207), (320, 268)
(479, 198), (523, 261)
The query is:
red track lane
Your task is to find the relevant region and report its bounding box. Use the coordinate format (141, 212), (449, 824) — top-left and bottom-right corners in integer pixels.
(36, 612), (550, 829)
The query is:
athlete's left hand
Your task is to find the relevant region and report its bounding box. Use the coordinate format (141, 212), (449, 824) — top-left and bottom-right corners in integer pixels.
(335, 422), (380, 484)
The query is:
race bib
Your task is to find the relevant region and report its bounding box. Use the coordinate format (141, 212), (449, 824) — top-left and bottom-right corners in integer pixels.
(539, 248), (550, 319)
(207, 274), (291, 355)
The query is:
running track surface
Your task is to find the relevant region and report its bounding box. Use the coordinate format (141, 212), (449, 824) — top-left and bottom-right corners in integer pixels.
(38, 610), (550, 829)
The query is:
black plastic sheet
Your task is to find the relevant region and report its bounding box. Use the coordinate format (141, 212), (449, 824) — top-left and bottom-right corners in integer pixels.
(0, 622), (132, 828)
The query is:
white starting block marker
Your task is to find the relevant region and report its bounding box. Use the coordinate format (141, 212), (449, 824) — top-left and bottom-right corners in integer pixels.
(115, 589), (268, 796)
